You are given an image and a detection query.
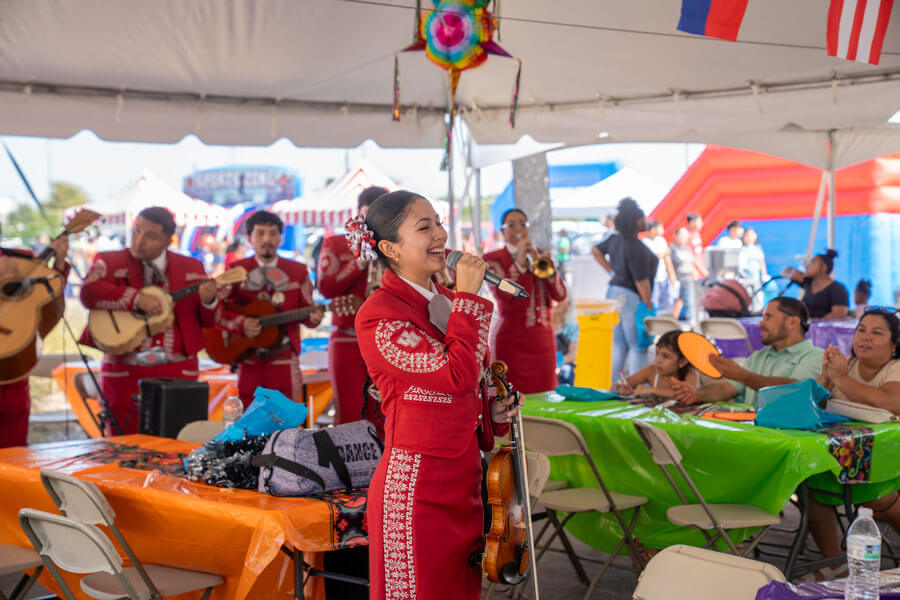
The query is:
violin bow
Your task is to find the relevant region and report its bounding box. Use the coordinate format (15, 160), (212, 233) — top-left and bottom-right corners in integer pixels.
(491, 362), (541, 600)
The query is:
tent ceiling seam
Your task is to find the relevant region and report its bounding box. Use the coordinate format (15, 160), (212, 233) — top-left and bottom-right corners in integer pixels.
(1, 66), (898, 119)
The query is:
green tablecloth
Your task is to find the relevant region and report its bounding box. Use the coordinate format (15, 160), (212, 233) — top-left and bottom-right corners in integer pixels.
(523, 399), (900, 553)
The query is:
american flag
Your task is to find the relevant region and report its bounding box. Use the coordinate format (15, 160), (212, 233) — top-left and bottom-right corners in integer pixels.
(827, 0), (895, 65)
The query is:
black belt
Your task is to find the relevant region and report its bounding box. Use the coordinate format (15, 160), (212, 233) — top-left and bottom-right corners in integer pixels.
(251, 342), (294, 360)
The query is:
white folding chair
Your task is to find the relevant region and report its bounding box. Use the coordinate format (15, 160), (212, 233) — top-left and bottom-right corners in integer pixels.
(632, 544), (785, 600)
(176, 420), (225, 443)
(523, 416), (648, 600)
(19, 509), (223, 600)
(40, 468), (165, 599)
(0, 544), (43, 600)
(643, 315), (683, 339)
(633, 419), (780, 557)
(700, 317), (754, 356)
(29, 354), (68, 379)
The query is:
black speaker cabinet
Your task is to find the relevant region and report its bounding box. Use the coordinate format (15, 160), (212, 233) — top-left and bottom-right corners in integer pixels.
(138, 378), (209, 438)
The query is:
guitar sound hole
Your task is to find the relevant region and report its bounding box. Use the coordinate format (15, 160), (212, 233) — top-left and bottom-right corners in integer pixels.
(1, 280), (26, 298)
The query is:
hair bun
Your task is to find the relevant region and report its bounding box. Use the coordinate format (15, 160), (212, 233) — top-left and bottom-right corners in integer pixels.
(825, 249), (838, 259)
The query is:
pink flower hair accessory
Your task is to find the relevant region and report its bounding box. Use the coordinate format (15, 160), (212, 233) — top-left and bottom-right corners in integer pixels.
(344, 215), (378, 262)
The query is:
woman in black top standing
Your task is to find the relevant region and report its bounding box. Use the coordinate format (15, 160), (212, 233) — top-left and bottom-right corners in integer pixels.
(592, 197), (658, 378)
(786, 249), (849, 319)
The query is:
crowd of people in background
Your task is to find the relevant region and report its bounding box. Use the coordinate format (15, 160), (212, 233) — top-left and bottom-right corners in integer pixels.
(583, 197), (877, 386)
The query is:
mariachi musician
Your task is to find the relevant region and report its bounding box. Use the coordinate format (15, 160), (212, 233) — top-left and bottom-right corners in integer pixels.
(316, 185), (388, 431)
(483, 208), (568, 394)
(352, 190), (517, 600)
(79, 207), (242, 434)
(0, 234), (69, 448)
(218, 210), (324, 408)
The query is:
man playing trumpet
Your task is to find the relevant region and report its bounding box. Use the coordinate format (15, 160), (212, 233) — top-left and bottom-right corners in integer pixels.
(484, 208), (568, 394)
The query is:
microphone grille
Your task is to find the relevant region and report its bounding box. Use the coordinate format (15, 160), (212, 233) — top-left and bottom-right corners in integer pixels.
(446, 250), (463, 269)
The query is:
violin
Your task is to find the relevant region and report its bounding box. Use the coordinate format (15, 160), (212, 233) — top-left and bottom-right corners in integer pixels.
(482, 361), (540, 598)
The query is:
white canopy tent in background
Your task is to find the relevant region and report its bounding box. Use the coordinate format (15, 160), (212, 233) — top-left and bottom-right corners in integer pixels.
(66, 169), (227, 234)
(551, 167), (666, 220)
(271, 160), (398, 228)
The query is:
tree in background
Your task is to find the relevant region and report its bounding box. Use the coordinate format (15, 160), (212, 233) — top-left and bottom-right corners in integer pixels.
(4, 182), (90, 246)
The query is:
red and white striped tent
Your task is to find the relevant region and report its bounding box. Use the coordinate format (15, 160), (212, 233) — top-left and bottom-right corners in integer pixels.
(271, 160), (397, 228)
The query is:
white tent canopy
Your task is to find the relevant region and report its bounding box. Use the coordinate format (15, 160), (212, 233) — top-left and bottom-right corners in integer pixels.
(68, 169), (226, 229)
(552, 167), (666, 219)
(271, 160), (398, 227)
(0, 1), (898, 169)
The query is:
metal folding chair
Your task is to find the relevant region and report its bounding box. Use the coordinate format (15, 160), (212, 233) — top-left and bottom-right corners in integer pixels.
(0, 544), (43, 600)
(633, 419), (780, 557)
(19, 509), (222, 600)
(522, 415), (647, 600)
(633, 544), (785, 600)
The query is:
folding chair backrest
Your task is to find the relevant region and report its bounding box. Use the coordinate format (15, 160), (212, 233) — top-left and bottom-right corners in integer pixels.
(522, 415), (588, 457)
(643, 316), (682, 338)
(523, 451), (551, 500)
(18, 509), (121, 576)
(73, 372), (99, 401)
(177, 420), (225, 443)
(40, 469), (114, 526)
(633, 419), (682, 465)
(700, 318), (750, 342)
(633, 544), (785, 600)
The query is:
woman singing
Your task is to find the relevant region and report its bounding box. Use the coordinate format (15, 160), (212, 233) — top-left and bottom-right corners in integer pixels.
(352, 191), (518, 600)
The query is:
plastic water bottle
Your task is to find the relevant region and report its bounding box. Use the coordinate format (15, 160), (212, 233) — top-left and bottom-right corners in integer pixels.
(222, 385), (244, 429)
(845, 507), (881, 600)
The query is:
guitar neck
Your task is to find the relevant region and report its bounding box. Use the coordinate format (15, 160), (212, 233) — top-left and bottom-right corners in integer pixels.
(258, 304), (328, 329)
(170, 281), (203, 303)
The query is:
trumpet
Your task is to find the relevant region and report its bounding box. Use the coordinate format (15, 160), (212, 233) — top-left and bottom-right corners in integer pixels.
(528, 249), (556, 279)
(518, 235), (555, 279)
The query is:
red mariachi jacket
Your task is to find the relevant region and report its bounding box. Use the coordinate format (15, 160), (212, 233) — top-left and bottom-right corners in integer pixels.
(79, 249), (229, 356)
(220, 256), (318, 355)
(355, 269), (506, 458)
(316, 234), (366, 330)
(483, 246), (567, 331)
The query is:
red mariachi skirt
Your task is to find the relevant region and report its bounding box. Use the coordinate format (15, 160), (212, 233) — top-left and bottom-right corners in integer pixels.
(367, 434), (483, 600)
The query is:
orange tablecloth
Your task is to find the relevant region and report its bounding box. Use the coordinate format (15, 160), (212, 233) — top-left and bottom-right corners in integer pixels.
(51, 362), (333, 438)
(0, 436), (366, 599)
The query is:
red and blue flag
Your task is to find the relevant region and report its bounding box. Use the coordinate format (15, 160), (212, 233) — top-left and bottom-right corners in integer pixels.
(677, 0), (750, 41)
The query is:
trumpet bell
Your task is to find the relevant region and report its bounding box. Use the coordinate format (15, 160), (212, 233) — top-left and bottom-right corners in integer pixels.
(532, 254), (555, 279)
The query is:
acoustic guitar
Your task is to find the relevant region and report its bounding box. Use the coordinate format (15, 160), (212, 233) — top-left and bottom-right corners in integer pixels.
(87, 266), (247, 356)
(0, 209), (101, 384)
(202, 295), (362, 365)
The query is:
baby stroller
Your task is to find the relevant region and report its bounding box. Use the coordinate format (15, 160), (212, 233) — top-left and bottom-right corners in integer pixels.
(700, 279), (752, 318)
(700, 276), (794, 318)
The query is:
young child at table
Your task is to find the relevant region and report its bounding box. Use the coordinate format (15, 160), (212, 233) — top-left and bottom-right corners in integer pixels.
(611, 331), (698, 397)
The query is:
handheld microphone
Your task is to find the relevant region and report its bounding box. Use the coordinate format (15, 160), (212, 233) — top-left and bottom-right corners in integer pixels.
(446, 251), (529, 299)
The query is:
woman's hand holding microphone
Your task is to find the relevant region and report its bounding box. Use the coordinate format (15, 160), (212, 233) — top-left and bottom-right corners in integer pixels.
(454, 253), (489, 295)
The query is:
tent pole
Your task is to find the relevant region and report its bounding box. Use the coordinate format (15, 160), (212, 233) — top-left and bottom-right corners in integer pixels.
(826, 169), (835, 250)
(804, 171), (828, 264)
(473, 167), (482, 254)
(826, 129), (836, 250)
(447, 115), (456, 250)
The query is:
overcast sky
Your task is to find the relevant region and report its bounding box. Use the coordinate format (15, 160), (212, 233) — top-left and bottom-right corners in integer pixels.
(0, 130), (703, 209)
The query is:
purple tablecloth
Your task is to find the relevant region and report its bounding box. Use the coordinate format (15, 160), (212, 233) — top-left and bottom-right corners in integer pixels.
(715, 317), (856, 359)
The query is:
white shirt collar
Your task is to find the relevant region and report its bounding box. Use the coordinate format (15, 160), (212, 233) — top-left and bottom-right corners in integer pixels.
(506, 244), (520, 258)
(398, 274), (437, 301)
(149, 251), (167, 272)
(255, 255), (278, 268)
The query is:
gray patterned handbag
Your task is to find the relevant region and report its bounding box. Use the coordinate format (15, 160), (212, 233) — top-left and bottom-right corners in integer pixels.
(252, 420), (383, 496)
